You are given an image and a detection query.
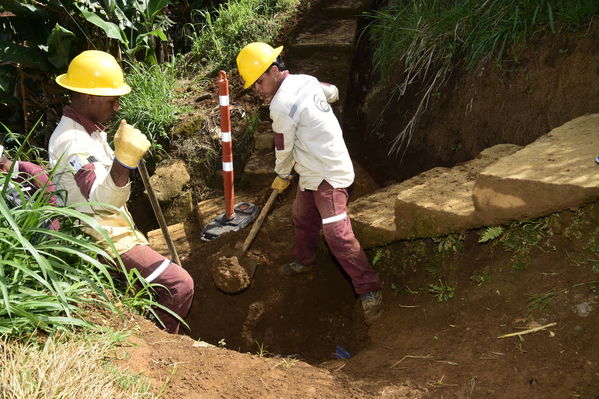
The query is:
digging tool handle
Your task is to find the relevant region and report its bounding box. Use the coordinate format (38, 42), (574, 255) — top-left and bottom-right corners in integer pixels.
(138, 159), (182, 266)
(241, 189), (279, 255)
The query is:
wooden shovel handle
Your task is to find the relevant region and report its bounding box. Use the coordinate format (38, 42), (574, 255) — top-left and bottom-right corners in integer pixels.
(138, 159), (182, 266)
(241, 189), (279, 255)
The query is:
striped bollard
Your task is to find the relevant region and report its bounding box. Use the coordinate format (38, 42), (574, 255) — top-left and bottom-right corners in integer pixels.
(218, 70), (235, 220)
(199, 71), (260, 241)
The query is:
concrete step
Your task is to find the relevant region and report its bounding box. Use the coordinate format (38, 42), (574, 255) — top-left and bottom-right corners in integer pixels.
(288, 18), (357, 56)
(321, 0), (371, 17)
(147, 222), (196, 263)
(473, 113), (599, 223)
(242, 149), (275, 187)
(349, 144), (521, 248)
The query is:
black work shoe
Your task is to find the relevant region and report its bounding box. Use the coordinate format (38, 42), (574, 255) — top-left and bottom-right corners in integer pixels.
(360, 290), (383, 323)
(280, 260), (314, 275)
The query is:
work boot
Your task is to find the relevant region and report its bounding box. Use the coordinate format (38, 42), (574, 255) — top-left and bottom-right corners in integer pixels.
(280, 260), (314, 275)
(360, 290), (383, 324)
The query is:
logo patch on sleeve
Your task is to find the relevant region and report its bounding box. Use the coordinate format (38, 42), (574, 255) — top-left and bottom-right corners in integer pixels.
(67, 154), (87, 174)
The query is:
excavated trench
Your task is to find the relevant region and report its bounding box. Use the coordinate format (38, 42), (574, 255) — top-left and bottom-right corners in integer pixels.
(141, 0), (599, 364)
(180, 0), (379, 363)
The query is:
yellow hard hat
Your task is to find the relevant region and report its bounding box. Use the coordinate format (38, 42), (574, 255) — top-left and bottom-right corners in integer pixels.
(55, 50), (131, 96)
(236, 42), (283, 89)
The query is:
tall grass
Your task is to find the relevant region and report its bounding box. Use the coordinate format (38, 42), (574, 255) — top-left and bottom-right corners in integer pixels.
(0, 124), (175, 335)
(117, 60), (185, 157)
(185, 0), (301, 74)
(0, 174), (119, 334)
(367, 0), (599, 155)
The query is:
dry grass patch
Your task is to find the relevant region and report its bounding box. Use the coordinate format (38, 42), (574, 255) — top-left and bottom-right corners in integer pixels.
(0, 335), (156, 399)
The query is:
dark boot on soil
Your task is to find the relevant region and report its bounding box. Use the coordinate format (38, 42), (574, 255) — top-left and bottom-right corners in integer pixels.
(279, 260), (314, 275)
(360, 290), (383, 324)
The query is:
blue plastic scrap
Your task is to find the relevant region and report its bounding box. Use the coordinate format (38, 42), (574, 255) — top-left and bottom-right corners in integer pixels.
(335, 346), (351, 359)
(595, 156), (599, 165)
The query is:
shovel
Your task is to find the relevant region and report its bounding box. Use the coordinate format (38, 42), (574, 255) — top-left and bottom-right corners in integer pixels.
(211, 188), (279, 293)
(138, 159), (181, 265)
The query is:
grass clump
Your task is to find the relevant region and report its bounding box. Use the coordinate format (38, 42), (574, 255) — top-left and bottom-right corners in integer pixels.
(428, 279), (455, 302)
(0, 176), (116, 335)
(118, 60), (185, 157)
(366, 0), (599, 155)
(185, 0), (301, 74)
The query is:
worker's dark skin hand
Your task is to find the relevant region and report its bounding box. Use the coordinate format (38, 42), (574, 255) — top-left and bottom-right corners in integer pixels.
(110, 160), (131, 187)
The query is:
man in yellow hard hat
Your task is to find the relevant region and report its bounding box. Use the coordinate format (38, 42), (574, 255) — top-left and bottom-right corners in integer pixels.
(48, 50), (194, 333)
(236, 42), (383, 323)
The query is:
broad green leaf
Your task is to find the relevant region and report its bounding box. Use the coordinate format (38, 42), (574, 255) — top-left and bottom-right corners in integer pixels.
(147, 0), (171, 20)
(46, 24), (76, 69)
(148, 27), (168, 41)
(76, 5), (126, 44)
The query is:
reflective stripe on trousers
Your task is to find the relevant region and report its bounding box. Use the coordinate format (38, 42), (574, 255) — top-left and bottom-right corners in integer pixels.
(292, 180), (381, 295)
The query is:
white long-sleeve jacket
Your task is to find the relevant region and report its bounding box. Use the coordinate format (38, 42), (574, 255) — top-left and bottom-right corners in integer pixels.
(49, 111), (147, 256)
(270, 74), (354, 191)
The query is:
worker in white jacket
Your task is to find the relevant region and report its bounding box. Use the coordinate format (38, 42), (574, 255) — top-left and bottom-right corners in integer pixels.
(49, 50), (194, 333)
(236, 42), (383, 323)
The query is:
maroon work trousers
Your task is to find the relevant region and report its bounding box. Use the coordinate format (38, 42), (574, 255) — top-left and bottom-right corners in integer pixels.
(292, 180), (381, 295)
(120, 245), (194, 334)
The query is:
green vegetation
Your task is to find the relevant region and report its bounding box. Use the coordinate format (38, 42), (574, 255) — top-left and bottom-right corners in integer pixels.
(0, 171), (166, 335)
(478, 226), (504, 243)
(470, 271), (491, 285)
(433, 233), (465, 254)
(527, 291), (556, 313)
(117, 60), (185, 157)
(0, 177), (113, 334)
(499, 219), (548, 252)
(367, 0), (599, 154)
(428, 279), (455, 302)
(185, 0), (301, 73)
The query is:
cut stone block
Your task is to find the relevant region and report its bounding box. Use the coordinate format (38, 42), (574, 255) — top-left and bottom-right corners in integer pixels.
(289, 19), (357, 55)
(147, 222), (192, 262)
(254, 131), (274, 150)
(242, 150), (275, 187)
(321, 0), (371, 17)
(394, 145), (521, 239)
(473, 114), (599, 222)
(162, 190), (194, 225)
(350, 144), (521, 248)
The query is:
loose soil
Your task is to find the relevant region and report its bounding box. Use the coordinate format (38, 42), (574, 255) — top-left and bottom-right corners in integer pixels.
(118, 6), (599, 399)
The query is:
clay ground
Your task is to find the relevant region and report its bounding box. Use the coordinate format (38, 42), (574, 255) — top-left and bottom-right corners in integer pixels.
(120, 197), (599, 399)
(116, 7), (599, 399)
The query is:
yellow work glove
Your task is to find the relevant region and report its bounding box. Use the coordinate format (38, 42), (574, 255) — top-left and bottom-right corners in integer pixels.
(271, 175), (292, 192)
(113, 119), (151, 169)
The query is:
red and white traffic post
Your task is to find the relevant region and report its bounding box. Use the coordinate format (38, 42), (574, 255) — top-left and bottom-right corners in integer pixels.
(218, 70), (235, 220)
(200, 70), (259, 241)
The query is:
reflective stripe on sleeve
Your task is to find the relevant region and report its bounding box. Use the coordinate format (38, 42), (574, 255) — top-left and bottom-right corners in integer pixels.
(289, 88), (312, 119)
(146, 259), (171, 283)
(219, 95), (229, 106)
(322, 212), (347, 225)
